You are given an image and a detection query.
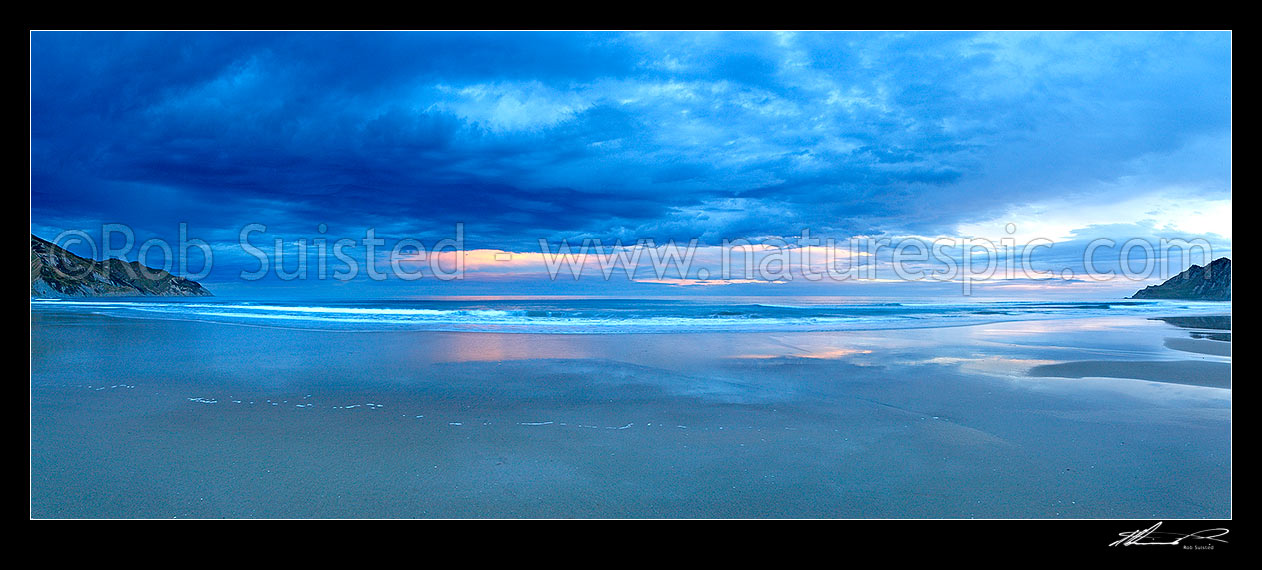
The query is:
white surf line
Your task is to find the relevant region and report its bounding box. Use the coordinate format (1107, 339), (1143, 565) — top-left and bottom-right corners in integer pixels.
(187, 397), (218, 404)
(518, 421), (554, 426)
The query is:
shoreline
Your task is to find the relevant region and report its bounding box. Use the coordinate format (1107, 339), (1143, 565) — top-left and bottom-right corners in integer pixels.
(28, 297), (1233, 337)
(31, 310), (1231, 518)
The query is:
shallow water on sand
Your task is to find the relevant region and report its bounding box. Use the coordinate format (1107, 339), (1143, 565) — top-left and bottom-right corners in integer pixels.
(30, 308), (1230, 518)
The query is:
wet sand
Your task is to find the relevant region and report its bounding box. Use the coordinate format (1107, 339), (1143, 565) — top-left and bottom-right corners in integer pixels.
(30, 311), (1231, 518)
(1027, 360), (1230, 388)
(1163, 337), (1232, 357)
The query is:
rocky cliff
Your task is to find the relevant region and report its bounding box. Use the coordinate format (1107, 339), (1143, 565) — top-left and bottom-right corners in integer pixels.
(30, 234), (212, 297)
(1131, 257), (1230, 301)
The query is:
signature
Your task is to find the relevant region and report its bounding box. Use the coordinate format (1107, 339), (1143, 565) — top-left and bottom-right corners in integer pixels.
(1109, 522), (1229, 547)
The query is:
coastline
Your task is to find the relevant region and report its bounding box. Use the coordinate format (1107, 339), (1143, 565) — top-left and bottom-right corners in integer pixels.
(31, 310), (1231, 518)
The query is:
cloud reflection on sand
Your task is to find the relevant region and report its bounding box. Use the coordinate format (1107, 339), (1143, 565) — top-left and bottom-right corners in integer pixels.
(31, 308), (1231, 518)
(731, 347), (874, 360)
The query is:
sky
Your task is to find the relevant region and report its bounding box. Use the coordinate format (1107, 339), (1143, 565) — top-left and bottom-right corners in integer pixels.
(30, 31), (1231, 298)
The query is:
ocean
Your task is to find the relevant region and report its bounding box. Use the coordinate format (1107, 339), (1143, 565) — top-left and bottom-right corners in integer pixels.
(28, 296), (1229, 334)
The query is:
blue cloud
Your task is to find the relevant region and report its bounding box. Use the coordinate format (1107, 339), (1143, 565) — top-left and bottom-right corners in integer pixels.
(31, 31), (1231, 288)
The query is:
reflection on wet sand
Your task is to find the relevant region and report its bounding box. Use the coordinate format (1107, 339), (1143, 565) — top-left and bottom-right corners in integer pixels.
(1027, 360), (1231, 389)
(732, 348), (874, 360)
(1152, 315), (1232, 342)
(1164, 337), (1231, 357)
(1025, 313), (1231, 388)
(421, 332), (596, 363)
(1152, 315), (1232, 330)
(31, 310), (1231, 518)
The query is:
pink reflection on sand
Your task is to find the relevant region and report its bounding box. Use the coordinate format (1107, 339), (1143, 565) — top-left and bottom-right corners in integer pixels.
(421, 333), (593, 363)
(732, 347), (873, 360)
(967, 316), (1156, 337)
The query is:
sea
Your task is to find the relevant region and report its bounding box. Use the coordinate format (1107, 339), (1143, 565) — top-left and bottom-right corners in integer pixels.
(29, 296), (1229, 334)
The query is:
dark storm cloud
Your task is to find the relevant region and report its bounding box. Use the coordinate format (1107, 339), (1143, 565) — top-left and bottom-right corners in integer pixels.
(32, 31), (1231, 261)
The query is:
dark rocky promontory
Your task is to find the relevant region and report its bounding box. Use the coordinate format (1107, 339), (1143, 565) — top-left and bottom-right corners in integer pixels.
(30, 234), (212, 298)
(1131, 257), (1230, 301)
